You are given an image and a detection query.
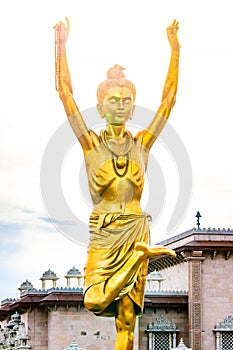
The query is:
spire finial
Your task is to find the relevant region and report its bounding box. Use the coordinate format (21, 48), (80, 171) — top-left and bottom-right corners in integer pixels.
(195, 211), (202, 229)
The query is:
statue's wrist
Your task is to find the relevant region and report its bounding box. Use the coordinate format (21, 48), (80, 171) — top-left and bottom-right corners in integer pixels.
(58, 39), (66, 47)
(58, 43), (66, 54)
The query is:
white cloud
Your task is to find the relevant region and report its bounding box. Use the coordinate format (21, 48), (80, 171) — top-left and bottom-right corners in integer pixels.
(0, 209), (87, 300)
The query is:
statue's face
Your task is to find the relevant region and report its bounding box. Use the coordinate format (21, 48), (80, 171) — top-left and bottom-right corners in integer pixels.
(99, 86), (134, 125)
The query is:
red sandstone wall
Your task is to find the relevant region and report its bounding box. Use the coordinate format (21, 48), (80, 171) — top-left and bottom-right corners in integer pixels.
(151, 262), (188, 292)
(22, 308), (48, 350)
(47, 305), (139, 350)
(201, 252), (233, 349)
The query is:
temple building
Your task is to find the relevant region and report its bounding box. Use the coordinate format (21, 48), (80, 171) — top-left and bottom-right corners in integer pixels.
(0, 225), (233, 350)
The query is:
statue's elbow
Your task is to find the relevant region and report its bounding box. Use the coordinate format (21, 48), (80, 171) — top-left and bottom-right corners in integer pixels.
(166, 91), (177, 109)
(162, 95), (176, 110)
(58, 88), (72, 103)
(170, 96), (176, 108)
(58, 89), (65, 100)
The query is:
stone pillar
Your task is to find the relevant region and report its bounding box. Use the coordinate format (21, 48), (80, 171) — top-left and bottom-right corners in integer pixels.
(66, 277), (71, 288)
(41, 280), (46, 290)
(52, 280), (57, 288)
(77, 276), (82, 288)
(215, 331), (220, 350)
(186, 251), (205, 350)
(173, 332), (177, 348)
(148, 330), (153, 350)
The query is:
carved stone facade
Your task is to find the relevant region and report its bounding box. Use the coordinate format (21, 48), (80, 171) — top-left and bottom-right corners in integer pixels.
(1, 227), (233, 350)
(146, 315), (179, 350)
(0, 288), (189, 350)
(0, 312), (31, 349)
(149, 227), (233, 350)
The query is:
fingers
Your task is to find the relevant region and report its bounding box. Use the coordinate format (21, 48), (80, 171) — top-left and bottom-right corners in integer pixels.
(65, 16), (70, 30)
(54, 17), (70, 31)
(172, 19), (179, 30)
(167, 19), (179, 37)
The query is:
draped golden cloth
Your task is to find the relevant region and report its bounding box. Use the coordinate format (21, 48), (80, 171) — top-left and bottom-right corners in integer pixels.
(84, 212), (151, 316)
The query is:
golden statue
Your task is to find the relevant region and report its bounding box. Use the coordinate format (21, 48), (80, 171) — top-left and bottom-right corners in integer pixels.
(54, 17), (180, 350)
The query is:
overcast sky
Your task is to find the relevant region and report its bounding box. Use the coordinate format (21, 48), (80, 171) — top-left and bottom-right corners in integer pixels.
(0, 0), (232, 301)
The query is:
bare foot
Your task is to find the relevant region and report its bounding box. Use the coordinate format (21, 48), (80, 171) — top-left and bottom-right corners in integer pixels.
(134, 242), (176, 260)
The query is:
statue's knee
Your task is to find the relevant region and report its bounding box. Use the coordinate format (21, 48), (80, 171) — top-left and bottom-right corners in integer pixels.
(84, 292), (108, 313)
(84, 294), (100, 312)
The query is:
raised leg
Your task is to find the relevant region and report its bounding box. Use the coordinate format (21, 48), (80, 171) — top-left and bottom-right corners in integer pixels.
(134, 241), (176, 259)
(84, 242), (176, 314)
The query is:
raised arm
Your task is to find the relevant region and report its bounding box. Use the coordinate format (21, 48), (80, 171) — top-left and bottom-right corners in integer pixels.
(137, 20), (180, 150)
(54, 17), (93, 152)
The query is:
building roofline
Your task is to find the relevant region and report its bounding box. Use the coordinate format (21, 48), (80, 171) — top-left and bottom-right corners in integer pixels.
(145, 290), (188, 296)
(144, 291), (188, 308)
(0, 289), (188, 320)
(156, 227), (233, 246)
(149, 227), (233, 272)
(20, 287), (84, 297)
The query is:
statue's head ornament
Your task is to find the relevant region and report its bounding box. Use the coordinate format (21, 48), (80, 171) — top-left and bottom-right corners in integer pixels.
(97, 64), (136, 103)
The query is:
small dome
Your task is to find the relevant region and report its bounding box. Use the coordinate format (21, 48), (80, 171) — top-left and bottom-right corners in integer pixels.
(147, 271), (165, 282)
(172, 338), (192, 349)
(18, 280), (33, 291)
(11, 312), (21, 324)
(64, 338), (86, 350)
(65, 267), (82, 277)
(6, 312), (21, 329)
(40, 269), (58, 280)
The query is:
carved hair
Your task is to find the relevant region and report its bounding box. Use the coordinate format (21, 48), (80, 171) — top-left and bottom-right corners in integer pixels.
(97, 64), (136, 103)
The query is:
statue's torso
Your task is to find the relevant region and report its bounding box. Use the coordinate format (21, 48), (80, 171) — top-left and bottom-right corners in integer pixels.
(84, 130), (149, 214)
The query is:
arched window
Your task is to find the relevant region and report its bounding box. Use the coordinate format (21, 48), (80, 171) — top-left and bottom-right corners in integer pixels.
(213, 315), (233, 350)
(146, 315), (179, 350)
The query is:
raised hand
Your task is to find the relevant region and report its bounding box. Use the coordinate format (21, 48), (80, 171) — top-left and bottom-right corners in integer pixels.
(167, 19), (180, 51)
(54, 16), (70, 45)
